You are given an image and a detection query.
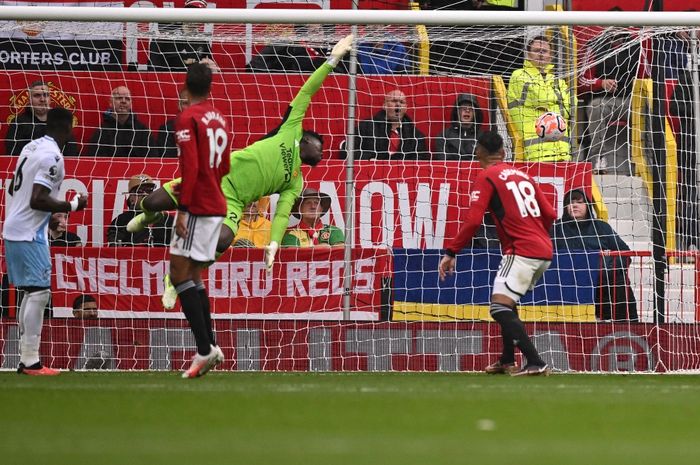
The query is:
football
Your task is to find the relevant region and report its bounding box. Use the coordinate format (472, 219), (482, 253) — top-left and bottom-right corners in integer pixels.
(535, 111), (567, 141)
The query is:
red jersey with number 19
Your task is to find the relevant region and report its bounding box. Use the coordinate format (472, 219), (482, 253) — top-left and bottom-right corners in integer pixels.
(175, 100), (231, 216)
(446, 162), (557, 259)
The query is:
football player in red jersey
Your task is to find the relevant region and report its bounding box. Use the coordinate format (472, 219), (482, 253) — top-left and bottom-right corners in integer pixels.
(439, 131), (557, 376)
(171, 63), (231, 378)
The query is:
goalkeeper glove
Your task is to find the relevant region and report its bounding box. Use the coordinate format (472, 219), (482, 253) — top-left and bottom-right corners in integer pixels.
(264, 241), (279, 272)
(327, 34), (354, 68)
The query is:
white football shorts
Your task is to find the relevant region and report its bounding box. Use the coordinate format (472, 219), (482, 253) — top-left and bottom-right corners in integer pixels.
(170, 215), (223, 262)
(492, 254), (551, 303)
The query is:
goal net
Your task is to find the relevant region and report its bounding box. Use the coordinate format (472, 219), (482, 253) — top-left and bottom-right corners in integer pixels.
(0, 3), (698, 373)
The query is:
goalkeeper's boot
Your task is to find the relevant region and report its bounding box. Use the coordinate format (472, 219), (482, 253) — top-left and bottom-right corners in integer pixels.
(161, 274), (178, 310)
(181, 351), (217, 379)
(211, 345), (225, 368)
(510, 364), (550, 377)
(484, 360), (517, 375)
(17, 362), (60, 376)
(126, 211), (165, 233)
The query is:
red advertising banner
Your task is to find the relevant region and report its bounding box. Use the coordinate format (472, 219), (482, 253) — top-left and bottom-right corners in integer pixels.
(0, 158), (592, 248)
(1, 320), (698, 373)
(48, 246), (392, 320)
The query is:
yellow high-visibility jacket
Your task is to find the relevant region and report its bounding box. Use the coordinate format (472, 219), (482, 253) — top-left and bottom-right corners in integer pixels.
(507, 60), (571, 161)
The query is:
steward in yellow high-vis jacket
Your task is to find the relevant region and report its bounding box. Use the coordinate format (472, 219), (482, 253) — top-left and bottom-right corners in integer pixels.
(507, 36), (571, 162)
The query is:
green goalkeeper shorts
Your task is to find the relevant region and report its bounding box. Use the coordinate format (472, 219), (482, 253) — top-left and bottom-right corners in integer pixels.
(164, 177), (245, 236)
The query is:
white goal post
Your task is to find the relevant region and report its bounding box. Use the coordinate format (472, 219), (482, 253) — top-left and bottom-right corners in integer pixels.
(0, 5), (699, 373)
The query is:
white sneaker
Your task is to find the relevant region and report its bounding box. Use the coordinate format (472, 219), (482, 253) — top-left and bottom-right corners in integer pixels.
(211, 345), (225, 367)
(181, 350), (217, 379)
(162, 274), (177, 310)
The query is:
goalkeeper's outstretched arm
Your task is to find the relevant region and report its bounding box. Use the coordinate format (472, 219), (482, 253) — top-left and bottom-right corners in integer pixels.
(280, 35), (354, 131)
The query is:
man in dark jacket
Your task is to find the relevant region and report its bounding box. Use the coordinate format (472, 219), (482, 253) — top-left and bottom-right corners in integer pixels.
(5, 81), (79, 156)
(434, 93), (484, 160)
(154, 88), (189, 158)
(346, 89), (429, 160)
(552, 188), (638, 321)
(84, 86), (154, 157)
(670, 35), (699, 252)
(49, 212), (83, 247)
(107, 174), (173, 246)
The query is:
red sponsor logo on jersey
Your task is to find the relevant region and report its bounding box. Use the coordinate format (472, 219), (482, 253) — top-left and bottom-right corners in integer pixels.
(175, 129), (191, 142)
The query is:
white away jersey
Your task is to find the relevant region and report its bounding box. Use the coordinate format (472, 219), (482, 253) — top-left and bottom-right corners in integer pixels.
(3, 136), (65, 242)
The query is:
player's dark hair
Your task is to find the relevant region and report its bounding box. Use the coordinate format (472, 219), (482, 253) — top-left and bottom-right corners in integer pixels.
(527, 35), (551, 51)
(185, 62), (212, 97)
(73, 294), (96, 310)
(477, 130), (503, 155)
(46, 107), (74, 133)
(303, 130), (324, 146)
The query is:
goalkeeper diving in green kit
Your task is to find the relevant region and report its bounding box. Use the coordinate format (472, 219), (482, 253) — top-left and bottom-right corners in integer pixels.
(127, 34), (354, 308)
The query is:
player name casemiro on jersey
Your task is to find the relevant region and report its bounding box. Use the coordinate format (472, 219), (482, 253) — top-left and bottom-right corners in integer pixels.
(498, 168), (531, 181)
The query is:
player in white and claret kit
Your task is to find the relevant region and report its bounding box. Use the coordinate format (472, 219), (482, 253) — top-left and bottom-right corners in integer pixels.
(3, 108), (88, 375)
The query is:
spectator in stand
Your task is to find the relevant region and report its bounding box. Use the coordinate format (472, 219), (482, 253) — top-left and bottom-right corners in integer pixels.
(344, 89), (429, 160)
(552, 188), (638, 321)
(148, 0), (218, 71)
(669, 29), (699, 253)
(48, 212), (82, 247)
(357, 25), (409, 74)
(72, 294), (98, 319)
(507, 35), (571, 162)
(85, 86), (153, 157)
(232, 198), (272, 248)
(578, 28), (644, 175)
(434, 94), (484, 161)
(5, 81), (79, 156)
(248, 24), (345, 73)
(107, 174), (173, 246)
(282, 188), (344, 247)
(155, 88), (190, 158)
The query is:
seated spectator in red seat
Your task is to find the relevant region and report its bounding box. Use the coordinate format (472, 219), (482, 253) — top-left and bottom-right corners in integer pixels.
(5, 81), (78, 156)
(49, 212), (82, 247)
(107, 174), (173, 246)
(84, 86), (154, 157)
(343, 89), (429, 160)
(155, 88), (189, 158)
(148, 0), (216, 71)
(248, 24), (341, 73)
(434, 94), (484, 161)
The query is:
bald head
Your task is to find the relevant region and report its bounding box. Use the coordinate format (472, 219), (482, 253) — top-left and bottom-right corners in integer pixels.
(383, 90), (407, 123)
(111, 86), (132, 118)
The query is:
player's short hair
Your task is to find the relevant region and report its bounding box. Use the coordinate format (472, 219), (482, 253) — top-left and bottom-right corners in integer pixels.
(527, 35), (551, 51)
(29, 80), (47, 89)
(477, 130), (503, 155)
(302, 130), (324, 146)
(46, 107), (74, 132)
(185, 62), (212, 97)
(72, 294), (96, 310)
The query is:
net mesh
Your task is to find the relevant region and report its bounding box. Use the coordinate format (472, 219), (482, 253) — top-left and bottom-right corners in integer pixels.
(0, 3), (699, 372)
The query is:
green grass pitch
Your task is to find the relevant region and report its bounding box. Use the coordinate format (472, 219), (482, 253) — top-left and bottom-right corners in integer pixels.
(1, 372), (699, 465)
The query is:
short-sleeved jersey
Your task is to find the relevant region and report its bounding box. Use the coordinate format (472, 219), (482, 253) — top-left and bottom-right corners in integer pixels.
(446, 162), (557, 260)
(3, 136), (65, 243)
(175, 100), (231, 216)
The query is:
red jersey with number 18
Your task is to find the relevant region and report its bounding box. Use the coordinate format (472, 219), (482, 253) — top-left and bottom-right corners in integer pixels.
(446, 162), (557, 260)
(175, 100), (231, 216)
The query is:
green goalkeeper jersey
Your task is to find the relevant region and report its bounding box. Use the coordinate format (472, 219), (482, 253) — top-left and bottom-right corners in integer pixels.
(221, 62), (334, 244)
